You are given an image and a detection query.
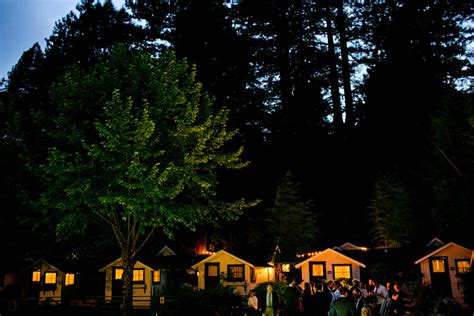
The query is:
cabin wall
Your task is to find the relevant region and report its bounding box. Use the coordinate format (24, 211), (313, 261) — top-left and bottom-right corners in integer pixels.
(103, 261), (153, 308)
(419, 245), (472, 303)
(300, 253), (362, 283)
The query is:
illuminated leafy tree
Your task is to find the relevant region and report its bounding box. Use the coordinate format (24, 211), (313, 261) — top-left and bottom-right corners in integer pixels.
(36, 45), (255, 313)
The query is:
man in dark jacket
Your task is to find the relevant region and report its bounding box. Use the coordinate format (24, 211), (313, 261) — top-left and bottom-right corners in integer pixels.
(329, 287), (356, 316)
(285, 280), (302, 316)
(260, 284), (280, 316)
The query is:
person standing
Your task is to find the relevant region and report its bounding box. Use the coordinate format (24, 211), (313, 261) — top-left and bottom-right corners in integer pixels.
(302, 282), (312, 316)
(390, 282), (404, 315)
(260, 284), (280, 316)
(329, 287), (356, 316)
(352, 287), (365, 316)
(247, 290), (258, 316)
(285, 280), (302, 316)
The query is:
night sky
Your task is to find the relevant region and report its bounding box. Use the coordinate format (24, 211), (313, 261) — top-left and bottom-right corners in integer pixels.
(0, 0), (125, 79)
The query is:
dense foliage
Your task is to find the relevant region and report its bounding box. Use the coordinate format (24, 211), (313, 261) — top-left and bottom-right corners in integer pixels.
(1, 1), (472, 303)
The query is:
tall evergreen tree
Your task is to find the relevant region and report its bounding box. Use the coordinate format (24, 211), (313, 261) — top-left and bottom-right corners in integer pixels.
(369, 171), (415, 248)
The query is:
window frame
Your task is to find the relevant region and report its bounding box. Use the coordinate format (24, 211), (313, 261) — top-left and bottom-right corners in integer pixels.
(113, 267), (124, 280)
(44, 271), (57, 285)
(250, 267), (256, 283)
(64, 273), (75, 286)
(455, 259), (470, 274)
(153, 270), (161, 284)
(32, 271), (41, 283)
(132, 268), (145, 284)
(310, 262), (326, 280)
(332, 264), (352, 280)
(430, 257), (448, 273)
(227, 264), (245, 282)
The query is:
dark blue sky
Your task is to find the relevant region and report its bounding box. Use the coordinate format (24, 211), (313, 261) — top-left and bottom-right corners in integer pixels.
(0, 0), (124, 80)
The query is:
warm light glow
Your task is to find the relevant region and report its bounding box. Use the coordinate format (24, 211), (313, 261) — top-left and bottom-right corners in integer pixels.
(432, 260), (445, 273)
(153, 270), (161, 283)
(114, 268), (124, 280)
(311, 264), (324, 277)
(360, 247), (368, 251)
(333, 265), (351, 279)
(45, 272), (57, 284)
(281, 263), (290, 272)
(207, 265), (219, 277)
(456, 260), (470, 274)
(32, 271), (41, 282)
(65, 273), (75, 286)
(133, 269), (144, 282)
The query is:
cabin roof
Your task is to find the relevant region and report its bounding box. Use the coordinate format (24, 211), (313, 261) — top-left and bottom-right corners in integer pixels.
(295, 248), (367, 268)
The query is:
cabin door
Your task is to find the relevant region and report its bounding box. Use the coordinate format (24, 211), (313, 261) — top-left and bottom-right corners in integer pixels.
(205, 263), (220, 288)
(111, 267), (123, 303)
(429, 257), (451, 298)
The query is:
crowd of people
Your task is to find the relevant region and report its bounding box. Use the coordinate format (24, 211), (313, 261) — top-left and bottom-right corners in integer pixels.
(243, 277), (407, 316)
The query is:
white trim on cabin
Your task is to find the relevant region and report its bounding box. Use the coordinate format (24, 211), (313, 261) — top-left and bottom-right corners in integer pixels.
(295, 248), (366, 269)
(191, 250), (255, 270)
(98, 258), (154, 272)
(156, 246), (176, 257)
(414, 242), (471, 265)
(23, 259), (63, 273)
(426, 237), (445, 247)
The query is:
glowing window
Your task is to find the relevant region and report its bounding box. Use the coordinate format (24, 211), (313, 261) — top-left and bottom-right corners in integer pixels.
(114, 268), (124, 280)
(153, 270), (161, 283)
(432, 260), (446, 273)
(45, 272), (57, 284)
(32, 271), (41, 282)
(311, 263), (325, 277)
(456, 260), (470, 274)
(207, 265), (219, 277)
(333, 265), (351, 279)
(281, 264), (290, 273)
(133, 269), (144, 282)
(65, 273), (75, 286)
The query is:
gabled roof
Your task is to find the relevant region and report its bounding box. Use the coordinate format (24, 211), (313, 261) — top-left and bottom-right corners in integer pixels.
(295, 248), (367, 269)
(334, 242), (362, 251)
(426, 237), (445, 247)
(415, 242), (473, 265)
(22, 259), (63, 273)
(191, 250), (255, 270)
(98, 258), (154, 272)
(157, 246), (176, 257)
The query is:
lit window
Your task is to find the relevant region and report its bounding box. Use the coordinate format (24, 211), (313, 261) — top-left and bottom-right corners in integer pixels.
(114, 268), (124, 280)
(333, 265), (351, 279)
(45, 272), (57, 284)
(207, 265), (219, 277)
(456, 260), (470, 274)
(227, 265), (245, 281)
(153, 270), (161, 283)
(281, 264), (290, 273)
(432, 260), (446, 273)
(311, 264), (325, 277)
(133, 269), (144, 283)
(65, 273), (75, 286)
(32, 271), (41, 282)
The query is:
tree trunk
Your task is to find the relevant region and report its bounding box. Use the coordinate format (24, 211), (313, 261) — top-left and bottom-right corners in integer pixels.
(120, 250), (137, 316)
(336, 0), (354, 127)
(325, 6), (343, 132)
